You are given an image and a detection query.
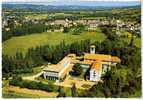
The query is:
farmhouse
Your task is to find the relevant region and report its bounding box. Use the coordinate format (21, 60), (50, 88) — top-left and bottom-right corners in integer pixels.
(43, 45), (121, 82)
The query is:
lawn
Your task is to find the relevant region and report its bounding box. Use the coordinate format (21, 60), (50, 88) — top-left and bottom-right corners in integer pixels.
(3, 31), (106, 56)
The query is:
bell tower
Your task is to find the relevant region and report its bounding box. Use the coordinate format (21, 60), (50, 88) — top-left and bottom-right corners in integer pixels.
(90, 45), (95, 54)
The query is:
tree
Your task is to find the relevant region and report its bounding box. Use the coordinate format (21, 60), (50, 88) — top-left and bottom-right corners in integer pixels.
(63, 27), (69, 33)
(72, 63), (83, 76)
(71, 83), (77, 97)
(57, 86), (66, 97)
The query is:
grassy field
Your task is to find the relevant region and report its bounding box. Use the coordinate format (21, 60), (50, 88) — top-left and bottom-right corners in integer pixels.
(2, 85), (58, 98)
(3, 31), (106, 56)
(134, 38), (141, 48)
(25, 14), (48, 20)
(121, 37), (141, 48)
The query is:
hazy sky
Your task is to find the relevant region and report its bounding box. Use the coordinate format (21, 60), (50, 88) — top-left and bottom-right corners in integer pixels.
(3, 0), (140, 6)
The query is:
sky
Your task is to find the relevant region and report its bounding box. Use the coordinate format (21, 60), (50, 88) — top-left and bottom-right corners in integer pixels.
(2, 0), (141, 6)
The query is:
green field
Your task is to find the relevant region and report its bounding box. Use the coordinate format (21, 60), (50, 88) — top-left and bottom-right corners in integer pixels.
(25, 14), (48, 20)
(2, 91), (38, 98)
(3, 31), (106, 56)
(121, 37), (141, 48)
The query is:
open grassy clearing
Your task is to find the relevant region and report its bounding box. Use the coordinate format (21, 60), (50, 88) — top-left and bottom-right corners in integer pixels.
(3, 31), (106, 56)
(121, 37), (141, 48)
(134, 38), (141, 48)
(2, 85), (58, 98)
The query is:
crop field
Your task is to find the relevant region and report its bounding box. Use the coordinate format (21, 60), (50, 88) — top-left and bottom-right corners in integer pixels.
(3, 31), (106, 56)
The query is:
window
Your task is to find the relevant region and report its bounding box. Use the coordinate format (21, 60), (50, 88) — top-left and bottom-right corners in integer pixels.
(93, 71), (96, 77)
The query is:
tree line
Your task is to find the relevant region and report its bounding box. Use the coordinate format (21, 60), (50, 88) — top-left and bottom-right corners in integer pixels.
(2, 21), (62, 41)
(9, 76), (58, 92)
(2, 39), (90, 78)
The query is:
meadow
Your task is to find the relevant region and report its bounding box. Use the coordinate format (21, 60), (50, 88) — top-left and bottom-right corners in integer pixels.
(2, 85), (58, 98)
(3, 31), (106, 56)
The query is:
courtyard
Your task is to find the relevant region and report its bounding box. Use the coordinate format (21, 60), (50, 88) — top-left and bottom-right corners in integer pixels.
(55, 75), (97, 90)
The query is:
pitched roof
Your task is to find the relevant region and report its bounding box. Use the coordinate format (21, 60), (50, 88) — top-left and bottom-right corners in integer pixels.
(111, 56), (121, 62)
(84, 53), (121, 63)
(91, 62), (102, 71)
(84, 53), (112, 62)
(43, 57), (71, 73)
(90, 45), (96, 48)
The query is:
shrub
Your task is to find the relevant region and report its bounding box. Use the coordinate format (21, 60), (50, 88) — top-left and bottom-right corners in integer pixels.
(9, 78), (58, 92)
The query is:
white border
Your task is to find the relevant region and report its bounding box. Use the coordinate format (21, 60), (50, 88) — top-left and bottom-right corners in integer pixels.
(0, 0), (142, 100)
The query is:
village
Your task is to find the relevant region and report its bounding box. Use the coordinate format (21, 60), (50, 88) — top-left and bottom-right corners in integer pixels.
(2, 10), (141, 35)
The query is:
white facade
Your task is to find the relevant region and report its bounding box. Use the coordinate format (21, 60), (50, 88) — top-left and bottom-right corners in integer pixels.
(89, 63), (111, 81)
(43, 57), (72, 81)
(90, 69), (102, 81)
(43, 71), (59, 80)
(90, 46), (95, 54)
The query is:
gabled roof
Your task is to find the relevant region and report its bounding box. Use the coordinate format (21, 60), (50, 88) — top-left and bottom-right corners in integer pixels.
(43, 57), (71, 73)
(91, 62), (102, 71)
(84, 53), (121, 63)
(111, 56), (121, 63)
(84, 53), (111, 62)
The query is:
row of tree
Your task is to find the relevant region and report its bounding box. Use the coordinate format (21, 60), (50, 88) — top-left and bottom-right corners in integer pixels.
(2, 39), (90, 78)
(2, 21), (62, 41)
(9, 76), (58, 92)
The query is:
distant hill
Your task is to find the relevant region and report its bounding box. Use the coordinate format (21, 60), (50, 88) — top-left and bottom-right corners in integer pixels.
(2, 3), (141, 11)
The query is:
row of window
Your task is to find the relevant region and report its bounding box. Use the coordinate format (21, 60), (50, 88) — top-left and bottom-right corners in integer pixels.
(46, 76), (58, 80)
